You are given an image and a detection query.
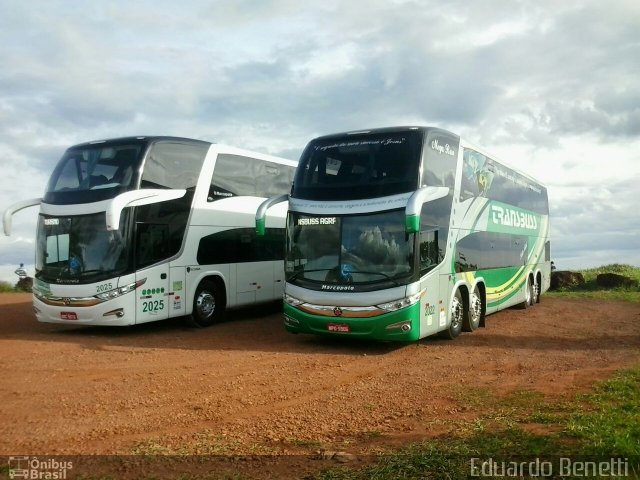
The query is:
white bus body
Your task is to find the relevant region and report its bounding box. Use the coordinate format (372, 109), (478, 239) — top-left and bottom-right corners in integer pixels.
(4, 137), (296, 327)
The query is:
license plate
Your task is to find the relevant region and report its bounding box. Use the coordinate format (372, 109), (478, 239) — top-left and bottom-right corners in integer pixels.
(60, 312), (78, 320)
(328, 323), (350, 333)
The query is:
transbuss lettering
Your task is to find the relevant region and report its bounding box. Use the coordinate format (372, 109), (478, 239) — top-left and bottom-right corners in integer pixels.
(491, 205), (538, 230)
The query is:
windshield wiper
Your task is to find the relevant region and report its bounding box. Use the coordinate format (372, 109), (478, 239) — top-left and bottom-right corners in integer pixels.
(344, 270), (402, 287)
(288, 267), (408, 287)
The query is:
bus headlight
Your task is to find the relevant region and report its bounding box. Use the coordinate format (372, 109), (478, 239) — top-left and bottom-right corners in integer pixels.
(96, 278), (146, 301)
(284, 293), (304, 306)
(376, 290), (424, 313)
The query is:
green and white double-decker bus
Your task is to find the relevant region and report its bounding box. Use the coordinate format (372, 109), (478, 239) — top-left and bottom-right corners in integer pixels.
(256, 126), (550, 341)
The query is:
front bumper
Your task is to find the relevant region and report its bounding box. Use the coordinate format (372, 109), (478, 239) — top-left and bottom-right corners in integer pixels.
(283, 302), (420, 341)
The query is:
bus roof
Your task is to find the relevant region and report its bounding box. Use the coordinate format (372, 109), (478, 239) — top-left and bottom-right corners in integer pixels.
(312, 126), (458, 141)
(309, 126), (546, 189)
(68, 136), (213, 149)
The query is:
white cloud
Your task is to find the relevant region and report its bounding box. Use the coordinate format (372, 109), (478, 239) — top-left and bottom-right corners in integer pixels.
(0, 0), (638, 276)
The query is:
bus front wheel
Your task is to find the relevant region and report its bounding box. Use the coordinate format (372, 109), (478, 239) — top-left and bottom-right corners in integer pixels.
(188, 279), (225, 327)
(440, 289), (463, 340)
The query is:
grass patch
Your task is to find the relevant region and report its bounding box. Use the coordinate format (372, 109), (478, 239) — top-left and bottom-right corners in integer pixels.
(565, 367), (640, 456)
(132, 431), (279, 457)
(579, 264), (640, 285)
(547, 289), (640, 302)
(0, 280), (17, 292)
(310, 366), (640, 479)
(450, 385), (493, 408)
(549, 263), (640, 302)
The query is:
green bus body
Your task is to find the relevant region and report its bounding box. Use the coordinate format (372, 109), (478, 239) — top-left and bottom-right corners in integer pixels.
(257, 127), (550, 341)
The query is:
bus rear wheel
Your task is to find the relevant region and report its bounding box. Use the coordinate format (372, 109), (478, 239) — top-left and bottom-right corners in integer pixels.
(518, 277), (534, 309)
(534, 277), (541, 304)
(463, 285), (483, 332)
(188, 279), (225, 327)
(440, 289), (463, 340)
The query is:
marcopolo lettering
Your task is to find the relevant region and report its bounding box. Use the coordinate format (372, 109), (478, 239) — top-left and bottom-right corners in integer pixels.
(321, 284), (355, 291)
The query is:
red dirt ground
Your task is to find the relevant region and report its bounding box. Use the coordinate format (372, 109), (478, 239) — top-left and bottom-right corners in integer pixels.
(1, 293), (638, 478)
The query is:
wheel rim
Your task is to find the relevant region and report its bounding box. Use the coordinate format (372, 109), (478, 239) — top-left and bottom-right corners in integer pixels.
(196, 290), (216, 319)
(525, 280), (532, 304)
(451, 295), (463, 329)
(470, 291), (482, 325)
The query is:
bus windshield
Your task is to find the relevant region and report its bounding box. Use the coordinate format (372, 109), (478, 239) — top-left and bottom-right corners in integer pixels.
(44, 142), (145, 204)
(36, 211), (132, 284)
(292, 130), (422, 200)
(286, 210), (415, 290)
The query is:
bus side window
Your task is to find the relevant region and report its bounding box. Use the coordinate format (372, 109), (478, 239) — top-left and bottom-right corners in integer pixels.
(419, 229), (439, 274)
(210, 154), (295, 201)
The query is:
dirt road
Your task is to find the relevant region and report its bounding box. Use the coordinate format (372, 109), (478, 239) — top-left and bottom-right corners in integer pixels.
(1, 293), (639, 462)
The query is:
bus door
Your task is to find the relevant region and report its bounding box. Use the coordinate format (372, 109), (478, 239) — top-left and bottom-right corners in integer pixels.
(135, 223), (170, 323)
(418, 274), (441, 337)
(418, 228), (443, 337)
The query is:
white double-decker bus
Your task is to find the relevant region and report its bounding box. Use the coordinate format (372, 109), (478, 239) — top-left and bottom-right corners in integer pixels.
(256, 127), (550, 341)
(4, 136), (296, 327)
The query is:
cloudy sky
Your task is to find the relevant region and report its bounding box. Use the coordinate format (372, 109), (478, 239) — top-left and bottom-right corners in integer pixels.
(1, 0), (638, 284)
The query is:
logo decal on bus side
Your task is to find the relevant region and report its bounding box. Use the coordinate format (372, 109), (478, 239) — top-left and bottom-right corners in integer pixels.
(488, 202), (540, 234)
(425, 304), (435, 326)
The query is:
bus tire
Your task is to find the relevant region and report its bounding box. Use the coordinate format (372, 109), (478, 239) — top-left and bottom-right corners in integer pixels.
(440, 289), (463, 340)
(517, 277), (534, 310)
(534, 275), (542, 304)
(463, 285), (483, 332)
(188, 279), (225, 328)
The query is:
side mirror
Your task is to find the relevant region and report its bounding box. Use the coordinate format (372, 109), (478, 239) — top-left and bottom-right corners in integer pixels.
(255, 194), (289, 236)
(3, 198), (42, 236)
(106, 189), (186, 230)
(405, 187), (450, 233)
